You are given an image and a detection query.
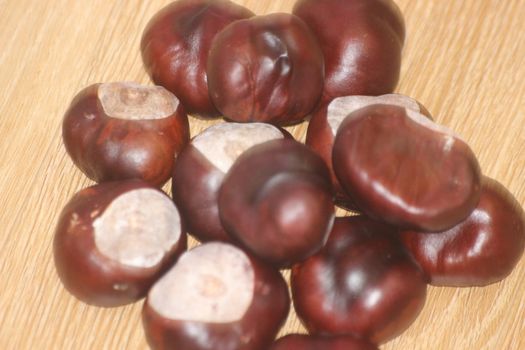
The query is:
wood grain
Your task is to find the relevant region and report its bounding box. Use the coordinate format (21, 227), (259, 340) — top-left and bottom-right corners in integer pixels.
(0, 0), (524, 349)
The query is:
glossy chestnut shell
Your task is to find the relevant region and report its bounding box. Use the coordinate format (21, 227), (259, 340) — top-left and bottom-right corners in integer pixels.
(305, 94), (431, 210)
(142, 242), (290, 350)
(141, 0), (254, 118)
(400, 176), (525, 287)
(291, 216), (427, 344)
(332, 104), (482, 232)
(172, 122), (287, 243)
(207, 13), (324, 125)
(62, 82), (189, 187)
(293, 0), (405, 100)
(270, 334), (378, 350)
(218, 139), (334, 268)
(53, 180), (187, 307)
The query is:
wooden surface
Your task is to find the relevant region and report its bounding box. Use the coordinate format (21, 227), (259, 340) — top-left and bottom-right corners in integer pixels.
(1, 0), (524, 349)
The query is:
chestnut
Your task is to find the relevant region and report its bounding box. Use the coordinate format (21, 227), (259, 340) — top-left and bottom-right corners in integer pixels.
(332, 104), (482, 232)
(291, 216), (427, 344)
(172, 122), (287, 243)
(293, 0), (405, 100)
(62, 82), (189, 187)
(270, 334), (378, 350)
(305, 94), (431, 210)
(53, 180), (187, 307)
(218, 139), (335, 268)
(142, 242), (290, 350)
(141, 0), (254, 118)
(207, 13), (324, 125)
(400, 176), (525, 287)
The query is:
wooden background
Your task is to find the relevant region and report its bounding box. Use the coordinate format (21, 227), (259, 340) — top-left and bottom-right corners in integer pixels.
(1, 0), (524, 349)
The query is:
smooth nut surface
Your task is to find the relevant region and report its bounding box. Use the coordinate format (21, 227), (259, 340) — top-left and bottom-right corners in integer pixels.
(291, 216), (427, 344)
(306, 94), (430, 210)
(218, 139), (334, 267)
(270, 334), (379, 350)
(62, 83), (189, 187)
(207, 13), (324, 125)
(293, 0), (405, 100)
(141, 0), (254, 118)
(53, 180), (186, 307)
(172, 122), (286, 243)
(400, 176), (525, 287)
(332, 104), (481, 231)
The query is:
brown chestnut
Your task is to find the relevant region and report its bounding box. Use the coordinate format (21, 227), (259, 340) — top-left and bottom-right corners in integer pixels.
(207, 13), (324, 125)
(172, 122), (288, 243)
(293, 0), (405, 100)
(141, 0), (254, 118)
(305, 94), (431, 210)
(62, 82), (189, 187)
(53, 180), (187, 307)
(400, 176), (525, 287)
(270, 334), (378, 350)
(218, 139), (335, 268)
(291, 216), (427, 344)
(142, 242), (290, 350)
(332, 104), (482, 232)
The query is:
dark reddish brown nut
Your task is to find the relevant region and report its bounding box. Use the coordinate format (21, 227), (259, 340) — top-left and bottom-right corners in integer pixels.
(306, 94), (431, 211)
(141, 0), (254, 118)
(218, 139), (335, 268)
(207, 13), (324, 126)
(143, 242), (290, 350)
(291, 216), (427, 344)
(172, 122), (288, 243)
(332, 104), (482, 232)
(53, 180), (187, 307)
(62, 82), (189, 187)
(293, 0), (405, 101)
(400, 176), (525, 287)
(270, 334), (378, 350)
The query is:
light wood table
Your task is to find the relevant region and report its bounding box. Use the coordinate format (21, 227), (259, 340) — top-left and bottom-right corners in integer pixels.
(1, 1), (524, 349)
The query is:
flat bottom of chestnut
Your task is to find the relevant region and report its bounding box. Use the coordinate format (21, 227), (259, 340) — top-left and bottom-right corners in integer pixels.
(98, 82), (178, 120)
(192, 122), (284, 173)
(148, 243), (255, 323)
(93, 188), (181, 268)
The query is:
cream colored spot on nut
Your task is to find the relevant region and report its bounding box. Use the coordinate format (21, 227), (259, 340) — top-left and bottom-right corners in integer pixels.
(405, 109), (463, 144)
(327, 94), (422, 136)
(148, 242), (255, 323)
(113, 283), (129, 291)
(68, 213), (81, 232)
(192, 123), (284, 173)
(98, 82), (179, 120)
(93, 189), (181, 268)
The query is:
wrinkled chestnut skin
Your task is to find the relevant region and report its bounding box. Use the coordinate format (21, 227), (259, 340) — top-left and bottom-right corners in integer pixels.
(332, 104), (482, 232)
(305, 95), (432, 211)
(207, 13), (324, 125)
(62, 84), (189, 187)
(270, 334), (378, 350)
(401, 176), (525, 287)
(142, 254), (290, 350)
(218, 139), (335, 268)
(141, 0), (254, 118)
(53, 180), (187, 307)
(293, 0), (405, 100)
(172, 128), (291, 243)
(291, 216), (427, 344)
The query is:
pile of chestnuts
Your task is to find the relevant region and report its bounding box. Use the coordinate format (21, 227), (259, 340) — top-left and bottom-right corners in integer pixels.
(54, 0), (525, 349)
